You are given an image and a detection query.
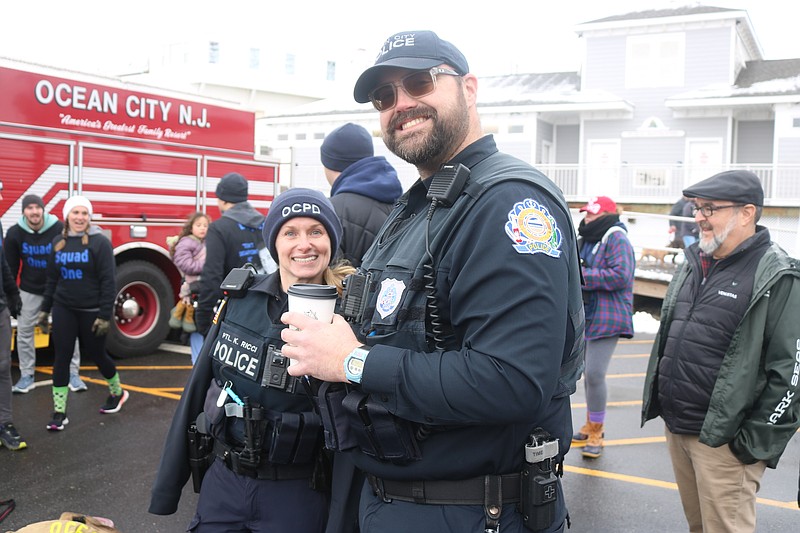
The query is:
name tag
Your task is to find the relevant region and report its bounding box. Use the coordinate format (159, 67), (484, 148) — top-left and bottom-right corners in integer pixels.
(211, 322), (264, 382)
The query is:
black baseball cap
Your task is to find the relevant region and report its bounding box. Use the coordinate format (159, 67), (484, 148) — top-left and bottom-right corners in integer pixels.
(353, 31), (469, 103)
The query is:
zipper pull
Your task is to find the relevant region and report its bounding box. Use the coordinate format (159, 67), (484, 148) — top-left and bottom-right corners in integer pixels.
(225, 385), (245, 406)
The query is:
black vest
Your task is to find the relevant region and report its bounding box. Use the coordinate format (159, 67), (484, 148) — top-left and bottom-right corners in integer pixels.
(358, 151), (585, 398)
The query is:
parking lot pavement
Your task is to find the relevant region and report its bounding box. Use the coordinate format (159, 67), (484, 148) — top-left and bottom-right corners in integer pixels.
(2, 345), (199, 532)
(2, 338), (798, 532)
(564, 334), (800, 532)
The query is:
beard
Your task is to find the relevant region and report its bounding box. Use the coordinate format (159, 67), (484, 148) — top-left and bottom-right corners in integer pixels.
(698, 215), (738, 255)
(383, 90), (470, 169)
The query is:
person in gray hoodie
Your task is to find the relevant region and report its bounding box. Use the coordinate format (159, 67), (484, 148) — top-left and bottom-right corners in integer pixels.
(321, 123), (402, 267)
(5, 194), (84, 394)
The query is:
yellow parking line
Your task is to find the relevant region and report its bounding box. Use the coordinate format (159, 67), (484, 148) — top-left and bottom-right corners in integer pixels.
(619, 339), (656, 345)
(572, 436), (664, 448)
(33, 366), (186, 400)
(607, 373), (646, 379)
(613, 353), (650, 359)
(564, 465), (799, 510)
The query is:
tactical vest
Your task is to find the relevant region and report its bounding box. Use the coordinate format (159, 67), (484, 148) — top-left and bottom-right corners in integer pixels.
(359, 152), (585, 399)
(205, 278), (321, 465)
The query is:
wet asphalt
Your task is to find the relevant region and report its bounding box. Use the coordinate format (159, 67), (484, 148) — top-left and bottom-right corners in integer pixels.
(2, 335), (798, 532)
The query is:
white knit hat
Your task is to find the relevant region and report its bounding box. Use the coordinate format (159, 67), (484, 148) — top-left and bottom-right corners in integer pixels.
(62, 195), (93, 219)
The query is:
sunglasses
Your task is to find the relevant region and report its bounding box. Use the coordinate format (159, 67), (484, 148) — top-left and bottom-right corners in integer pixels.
(691, 203), (745, 217)
(368, 67), (460, 112)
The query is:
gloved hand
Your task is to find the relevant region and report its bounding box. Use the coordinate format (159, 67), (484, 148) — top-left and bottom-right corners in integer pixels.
(92, 318), (110, 337)
(8, 294), (22, 319)
(37, 311), (51, 335)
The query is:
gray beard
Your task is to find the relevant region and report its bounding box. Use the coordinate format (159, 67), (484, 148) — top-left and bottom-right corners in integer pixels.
(698, 216), (737, 255)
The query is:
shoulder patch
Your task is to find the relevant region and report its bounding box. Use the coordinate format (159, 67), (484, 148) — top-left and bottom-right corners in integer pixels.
(504, 198), (563, 257)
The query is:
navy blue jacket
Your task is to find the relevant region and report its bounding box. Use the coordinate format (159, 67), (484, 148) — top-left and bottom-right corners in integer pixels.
(330, 155), (402, 267)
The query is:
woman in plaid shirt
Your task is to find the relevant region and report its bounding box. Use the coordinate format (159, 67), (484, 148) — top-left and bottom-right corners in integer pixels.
(571, 196), (636, 458)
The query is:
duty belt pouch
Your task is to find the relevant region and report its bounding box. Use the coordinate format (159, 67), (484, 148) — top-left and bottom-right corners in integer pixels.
(187, 415), (214, 494)
(317, 381), (357, 451)
(342, 389), (421, 464)
(268, 411), (322, 465)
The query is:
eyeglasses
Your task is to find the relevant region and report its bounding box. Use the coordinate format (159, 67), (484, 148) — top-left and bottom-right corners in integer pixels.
(368, 67), (461, 112)
(691, 204), (745, 217)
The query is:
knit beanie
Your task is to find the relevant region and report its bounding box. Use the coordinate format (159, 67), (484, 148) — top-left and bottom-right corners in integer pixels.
(216, 172), (248, 203)
(263, 188), (342, 263)
(22, 194), (45, 211)
(62, 195), (93, 219)
(320, 123), (374, 172)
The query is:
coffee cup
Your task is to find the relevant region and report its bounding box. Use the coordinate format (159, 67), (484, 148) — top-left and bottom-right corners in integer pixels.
(287, 283), (338, 325)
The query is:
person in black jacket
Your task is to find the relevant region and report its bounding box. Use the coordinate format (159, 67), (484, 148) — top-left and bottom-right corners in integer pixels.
(0, 179), (26, 451)
(193, 173), (270, 360)
(5, 194), (85, 394)
(39, 196), (127, 431)
(321, 122), (403, 267)
(280, 31), (584, 533)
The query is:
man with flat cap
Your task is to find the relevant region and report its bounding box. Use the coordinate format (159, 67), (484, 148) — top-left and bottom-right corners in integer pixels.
(642, 170), (800, 532)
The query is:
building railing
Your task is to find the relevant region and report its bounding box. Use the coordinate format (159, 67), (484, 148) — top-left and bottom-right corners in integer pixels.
(537, 163), (800, 206)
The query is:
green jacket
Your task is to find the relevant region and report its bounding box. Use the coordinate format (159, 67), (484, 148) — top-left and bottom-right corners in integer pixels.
(642, 240), (800, 468)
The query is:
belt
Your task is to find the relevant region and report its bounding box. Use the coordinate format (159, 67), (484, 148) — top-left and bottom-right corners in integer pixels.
(368, 473), (521, 505)
(213, 439), (314, 481)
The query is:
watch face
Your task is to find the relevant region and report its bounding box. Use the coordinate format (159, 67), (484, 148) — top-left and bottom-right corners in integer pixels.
(346, 357), (364, 376)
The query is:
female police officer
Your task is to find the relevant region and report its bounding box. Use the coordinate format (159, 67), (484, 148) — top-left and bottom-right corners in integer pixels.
(149, 188), (354, 532)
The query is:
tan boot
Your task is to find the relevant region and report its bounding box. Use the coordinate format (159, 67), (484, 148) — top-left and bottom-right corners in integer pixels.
(581, 422), (604, 458)
(572, 417), (591, 445)
(182, 303), (197, 333)
(168, 301), (186, 329)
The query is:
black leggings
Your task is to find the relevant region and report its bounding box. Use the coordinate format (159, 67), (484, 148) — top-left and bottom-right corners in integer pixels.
(51, 305), (117, 387)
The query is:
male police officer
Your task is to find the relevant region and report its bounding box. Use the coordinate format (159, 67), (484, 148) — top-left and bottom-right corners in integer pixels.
(281, 31), (584, 533)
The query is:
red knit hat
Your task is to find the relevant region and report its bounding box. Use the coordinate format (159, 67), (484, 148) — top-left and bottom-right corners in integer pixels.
(579, 196), (617, 215)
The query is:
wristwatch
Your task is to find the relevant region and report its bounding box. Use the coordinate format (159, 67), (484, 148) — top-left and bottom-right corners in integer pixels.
(344, 345), (370, 384)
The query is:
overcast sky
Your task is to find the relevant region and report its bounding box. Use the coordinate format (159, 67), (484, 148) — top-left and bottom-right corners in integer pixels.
(2, 0), (797, 79)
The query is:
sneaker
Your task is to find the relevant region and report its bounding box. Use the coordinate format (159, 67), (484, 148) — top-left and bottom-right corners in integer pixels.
(0, 422), (28, 450)
(99, 389), (129, 414)
(12, 374), (36, 394)
(47, 412), (69, 431)
(68, 374), (88, 392)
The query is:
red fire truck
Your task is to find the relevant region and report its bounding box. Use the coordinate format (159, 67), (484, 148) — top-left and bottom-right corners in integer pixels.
(0, 57), (278, 358)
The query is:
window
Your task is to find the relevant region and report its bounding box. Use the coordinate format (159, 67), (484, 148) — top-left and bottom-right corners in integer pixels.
(249, 48), (260, 69)
(285, 53), (295, 75)
(326, 61), (336, 81)
(314, 132), (325, 140)
(209, 41), (220, 64)
(508, 124), (524, 134)
(793, 118), (800, 128)
(633, 167), (667, 188)
(277, 133), (289, 141)
(259, 145), (273, 156)
(295, 133), (306, 140)
(625, 33), (685, 88)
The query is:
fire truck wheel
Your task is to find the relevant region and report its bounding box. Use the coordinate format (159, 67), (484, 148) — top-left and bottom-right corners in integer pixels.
(107, 260), (172, 359)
